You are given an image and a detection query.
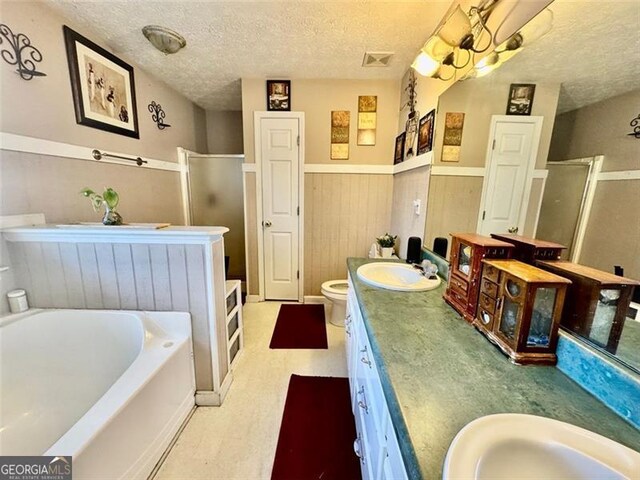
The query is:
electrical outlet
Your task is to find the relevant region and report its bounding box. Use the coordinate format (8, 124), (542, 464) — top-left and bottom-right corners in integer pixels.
(413, 199), (421, 216)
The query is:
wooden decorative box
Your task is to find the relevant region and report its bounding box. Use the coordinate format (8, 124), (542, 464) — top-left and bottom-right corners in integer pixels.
(537, 260), (640, 354)
(474, 259), (571, 365)
(444, 233), (513, 323)
(490, 233), (566, 264)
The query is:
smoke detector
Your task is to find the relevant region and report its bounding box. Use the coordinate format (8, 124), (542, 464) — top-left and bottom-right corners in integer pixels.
(362, 52), (394, 67)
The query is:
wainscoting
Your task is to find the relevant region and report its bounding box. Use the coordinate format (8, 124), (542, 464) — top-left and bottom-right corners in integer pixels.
(304, 173), (393, 295)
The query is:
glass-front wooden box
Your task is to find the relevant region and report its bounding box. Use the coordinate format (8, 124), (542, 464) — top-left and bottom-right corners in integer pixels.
(538, 260), (640, 355)
(490, 233), (566, 264)
(474, 259), (571, 365)
(444, 233), (513, 323)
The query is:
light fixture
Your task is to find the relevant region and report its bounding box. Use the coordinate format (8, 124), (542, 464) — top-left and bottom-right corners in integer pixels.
(411, 1), (498, 79)
(461, 7), (554, 80)
(142, 25), (186, 54)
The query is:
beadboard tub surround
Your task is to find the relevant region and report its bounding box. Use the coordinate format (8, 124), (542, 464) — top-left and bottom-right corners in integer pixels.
(2, 225), (231, 406)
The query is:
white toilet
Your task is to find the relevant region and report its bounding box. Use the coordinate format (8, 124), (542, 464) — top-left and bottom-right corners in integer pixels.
(321, 280), (349, 327)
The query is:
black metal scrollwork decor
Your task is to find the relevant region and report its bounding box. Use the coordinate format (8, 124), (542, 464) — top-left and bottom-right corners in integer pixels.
(0, 23), (46, 80)
(628, 114), (640, 139)
(148, 101), (171, 130)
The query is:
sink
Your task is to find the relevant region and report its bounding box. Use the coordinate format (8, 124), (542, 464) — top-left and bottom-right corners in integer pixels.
(443, 414), (640, 479)
(356, 262), (441, 292)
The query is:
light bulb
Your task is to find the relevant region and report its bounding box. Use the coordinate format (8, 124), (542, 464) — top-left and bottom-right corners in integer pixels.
(411, 52), (440, 77)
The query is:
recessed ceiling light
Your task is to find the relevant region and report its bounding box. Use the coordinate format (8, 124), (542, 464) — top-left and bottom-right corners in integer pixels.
(142, 25), (186, 54)
(362, 52), (394, 67)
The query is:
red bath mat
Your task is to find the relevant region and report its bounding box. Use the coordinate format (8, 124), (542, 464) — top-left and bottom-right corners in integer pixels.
(271, 375), (361, 480)
(269, 304), (328, 349)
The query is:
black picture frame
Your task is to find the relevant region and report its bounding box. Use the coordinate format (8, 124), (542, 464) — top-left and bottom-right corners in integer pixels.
(506, 83), (536, 116)
(63, 25), (139, 138)
(394, 132), (406, 165)
(266, 80), (291, 111)
(417, 109), (435, 156)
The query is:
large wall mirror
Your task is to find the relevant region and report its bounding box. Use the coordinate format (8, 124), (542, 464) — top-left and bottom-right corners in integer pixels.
(422, 1), (640, 373)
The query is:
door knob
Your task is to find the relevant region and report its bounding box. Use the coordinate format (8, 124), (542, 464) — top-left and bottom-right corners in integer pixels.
(508, 226), (519, 234)
(263, 220), (272, 228)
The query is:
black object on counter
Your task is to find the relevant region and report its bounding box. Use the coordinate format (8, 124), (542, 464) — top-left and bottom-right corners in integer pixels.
(406, 237), (422, 264)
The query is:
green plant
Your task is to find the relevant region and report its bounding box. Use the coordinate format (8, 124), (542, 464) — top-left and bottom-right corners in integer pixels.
(376, 233), (397, 248)
(80, 187), (120, 212)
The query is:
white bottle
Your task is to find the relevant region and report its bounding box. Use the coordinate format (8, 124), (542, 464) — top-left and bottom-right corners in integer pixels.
(7, 289), (29, 314)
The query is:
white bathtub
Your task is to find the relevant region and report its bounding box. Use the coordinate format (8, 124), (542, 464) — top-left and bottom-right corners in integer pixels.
(0, 309), (195, 479)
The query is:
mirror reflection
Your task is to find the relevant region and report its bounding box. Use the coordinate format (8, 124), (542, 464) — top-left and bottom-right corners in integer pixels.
(424, 1), (639, 372)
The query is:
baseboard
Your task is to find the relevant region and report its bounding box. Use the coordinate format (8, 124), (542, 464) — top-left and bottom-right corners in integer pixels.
(195, 390), (221, 406)
(218, 373), (234, 404)
(304, 296), (326, 304)
(246, 294), (261, 303)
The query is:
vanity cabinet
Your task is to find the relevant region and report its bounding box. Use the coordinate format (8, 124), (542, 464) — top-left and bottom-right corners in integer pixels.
(491, 233), (566, 263)
(444, 233), (514, 323)
(475, 260), (571, 365)
(346, 278), (408, 480)
(537, 260), (640, 354)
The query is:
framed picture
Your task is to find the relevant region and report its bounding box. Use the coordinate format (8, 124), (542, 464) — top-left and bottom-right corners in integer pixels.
(506, 83), (536, 116)
(267, 80), (291, 111)
(417, 109), (435, 156)
(394, 132), (406, 165)
(63, 26), (139, 138)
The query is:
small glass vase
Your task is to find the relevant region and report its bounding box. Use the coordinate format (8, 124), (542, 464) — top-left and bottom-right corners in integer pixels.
(102, 207), (123, 226)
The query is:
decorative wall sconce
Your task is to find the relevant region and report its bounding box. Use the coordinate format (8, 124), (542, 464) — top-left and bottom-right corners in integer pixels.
(404, 71), (420, 159)
(148, 101), (171, 130)
(629, 114), (640, 139)
(0, 23), (46, 80)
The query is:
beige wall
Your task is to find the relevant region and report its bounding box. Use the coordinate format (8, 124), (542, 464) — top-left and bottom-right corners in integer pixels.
(0, 1), (207, 162)
(0, 150), (183, 224)
(206, 110), (244, 154)
(424, 175), (484, 257)
(241, 78), (400, 165)
(390, 166), (430, 258)
(548, 89), (640, 172)
(433, 79), (560, 168)
(580, 180), (640, 280)
(305, 173), (392, 295)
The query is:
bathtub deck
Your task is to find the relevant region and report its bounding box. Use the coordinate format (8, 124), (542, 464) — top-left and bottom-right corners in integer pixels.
(153, 301), (347, 479)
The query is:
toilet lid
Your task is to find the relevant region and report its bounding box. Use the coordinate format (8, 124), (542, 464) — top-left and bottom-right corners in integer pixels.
(322, 280), (349, 295)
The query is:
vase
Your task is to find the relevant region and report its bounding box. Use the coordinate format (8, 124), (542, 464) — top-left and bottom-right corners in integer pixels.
(381, 247), (394, 258)
(102, 207), (123, 226)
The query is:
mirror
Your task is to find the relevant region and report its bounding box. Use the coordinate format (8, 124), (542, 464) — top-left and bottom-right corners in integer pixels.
(423, 1), (640, 372)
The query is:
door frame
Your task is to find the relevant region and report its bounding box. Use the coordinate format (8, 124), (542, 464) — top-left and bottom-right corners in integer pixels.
(476, 115), (544, 235)
(254, 111), (305, 302)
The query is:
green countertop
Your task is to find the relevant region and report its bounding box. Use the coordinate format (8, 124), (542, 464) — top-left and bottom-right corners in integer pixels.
(347, 258), (640, 480)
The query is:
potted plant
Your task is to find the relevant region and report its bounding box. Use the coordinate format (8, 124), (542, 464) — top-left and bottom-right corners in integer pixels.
(80, 187), (123, 225)
(377, 233), (397, 258)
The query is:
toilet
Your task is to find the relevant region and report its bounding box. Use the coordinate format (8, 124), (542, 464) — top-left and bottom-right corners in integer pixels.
(321, 280), (349, 327)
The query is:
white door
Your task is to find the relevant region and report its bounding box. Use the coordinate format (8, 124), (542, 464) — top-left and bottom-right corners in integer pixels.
(260, 117), (300, 300)
(479, 118), (541, 236)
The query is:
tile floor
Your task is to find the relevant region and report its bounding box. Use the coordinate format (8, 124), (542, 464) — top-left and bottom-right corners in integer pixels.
(154, 301), (348, 480)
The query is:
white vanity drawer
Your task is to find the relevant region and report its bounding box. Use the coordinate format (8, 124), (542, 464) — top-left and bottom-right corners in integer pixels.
(383, 417), (409, 480)
(353, 383), (375, 480)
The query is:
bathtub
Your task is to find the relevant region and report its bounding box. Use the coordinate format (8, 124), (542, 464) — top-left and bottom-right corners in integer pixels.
(0, 309), (195, 480)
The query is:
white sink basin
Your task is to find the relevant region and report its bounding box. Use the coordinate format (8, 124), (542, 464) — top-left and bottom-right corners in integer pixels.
(443, 414), (640, 480)
(356, 262), (441, 292)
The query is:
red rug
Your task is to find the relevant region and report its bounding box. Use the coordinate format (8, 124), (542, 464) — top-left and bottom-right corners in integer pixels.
(271, 375), (362, 480)
(269, 304), (328, 349)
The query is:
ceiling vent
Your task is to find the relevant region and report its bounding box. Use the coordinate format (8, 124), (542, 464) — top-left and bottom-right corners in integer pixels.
(362, 52), (394, 67)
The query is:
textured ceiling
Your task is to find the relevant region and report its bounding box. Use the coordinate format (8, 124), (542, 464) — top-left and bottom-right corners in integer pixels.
(44, 1), (453, 111)
(484, 0), (640, 113)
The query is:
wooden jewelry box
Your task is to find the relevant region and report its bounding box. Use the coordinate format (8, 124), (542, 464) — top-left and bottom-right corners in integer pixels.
(490, 233), (566, 264)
